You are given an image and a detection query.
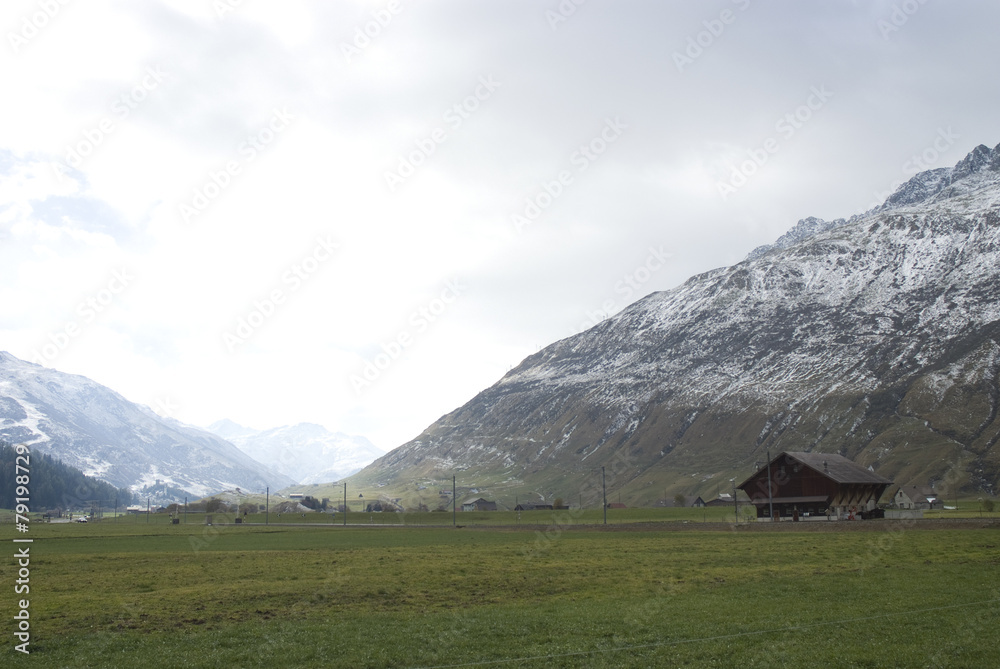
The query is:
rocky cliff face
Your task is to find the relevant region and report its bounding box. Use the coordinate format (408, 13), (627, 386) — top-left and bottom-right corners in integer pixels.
(353, 144), (1000, 505)
(0, 353), (295, 501)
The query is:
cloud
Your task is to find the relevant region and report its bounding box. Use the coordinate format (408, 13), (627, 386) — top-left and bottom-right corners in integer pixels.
(1, 0), (998, 453)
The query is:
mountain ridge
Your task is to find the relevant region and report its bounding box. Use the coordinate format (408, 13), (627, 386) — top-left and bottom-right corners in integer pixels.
(0, 353), (295, 502)
(349, 142), (1000, 506)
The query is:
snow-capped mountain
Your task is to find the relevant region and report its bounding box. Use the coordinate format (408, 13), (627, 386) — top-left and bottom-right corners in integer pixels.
(352, 143), (1000, 504)
(206, 420), (384, 485)
(0, 353), (295, 501)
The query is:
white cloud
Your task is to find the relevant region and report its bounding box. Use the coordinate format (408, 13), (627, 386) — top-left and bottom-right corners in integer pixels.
(1, 0), (998, 453)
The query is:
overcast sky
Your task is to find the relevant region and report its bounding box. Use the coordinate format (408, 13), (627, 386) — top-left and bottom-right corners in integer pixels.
(1, 0), (997, 451)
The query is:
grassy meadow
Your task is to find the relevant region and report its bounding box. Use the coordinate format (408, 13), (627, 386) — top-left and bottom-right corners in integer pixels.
(1, 516), (999, 668)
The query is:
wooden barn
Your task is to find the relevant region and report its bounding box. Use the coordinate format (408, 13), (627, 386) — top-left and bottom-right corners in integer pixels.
(737, 451), (891, 520)
(462, 498), (497, 512)
(514, 502), (552, 511)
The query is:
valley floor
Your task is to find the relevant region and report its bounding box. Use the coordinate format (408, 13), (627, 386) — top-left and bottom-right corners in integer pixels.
(2, 520), (998, 668)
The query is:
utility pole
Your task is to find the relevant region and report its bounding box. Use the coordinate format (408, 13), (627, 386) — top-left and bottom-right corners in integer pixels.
(184, 496), (187, 524)
(452, 476), (456, 527)
(766, 449), (774, 521)
(265, 487), (269, 525)
(602, 466), (607, 525)
(343, 482), (347, 526)
(732, 478), (738, 524)
(146, 497), (150, 524)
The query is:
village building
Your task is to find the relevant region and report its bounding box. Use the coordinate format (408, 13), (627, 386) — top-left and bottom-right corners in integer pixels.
(462, 498), (497, 512)
(514, 502), (552, 511)
(704, 493), (735, 507)
(893, 486), (942, 510)
(691, 496), (706, 508)
(737, 451), (891, 520)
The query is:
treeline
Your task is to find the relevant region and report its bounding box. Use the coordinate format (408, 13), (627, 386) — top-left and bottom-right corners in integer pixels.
(0, 442), (133, 510)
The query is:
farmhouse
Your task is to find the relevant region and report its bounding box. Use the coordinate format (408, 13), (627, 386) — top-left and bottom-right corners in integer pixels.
(462, 498), (497, 512)
(514, 502), (552, 511)
(893, 486), (941, 510)
(691, 496), (706, 508)
(737, 451), (891, 520)
(704, 493), (734, 507)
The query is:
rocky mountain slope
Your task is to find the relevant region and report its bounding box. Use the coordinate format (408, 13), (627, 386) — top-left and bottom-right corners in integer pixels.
(205, 420), (383, 485)
(351, 143), (1000, 506)
(0, 353), (295, 502)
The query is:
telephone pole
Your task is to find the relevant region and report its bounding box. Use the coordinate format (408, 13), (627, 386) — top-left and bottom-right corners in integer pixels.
(602, 466), (607, 525)
(766, 449), (774, 521)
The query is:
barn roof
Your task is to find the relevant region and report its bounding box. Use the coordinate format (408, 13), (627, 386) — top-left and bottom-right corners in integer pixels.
(784, 452), (891, 484)
(738, 451), (891, 489)
(895, 486), (938, 503)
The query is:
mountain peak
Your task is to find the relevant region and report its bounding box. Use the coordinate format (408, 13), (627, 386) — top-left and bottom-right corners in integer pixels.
(748, 142), (1000, 262)
(952, 142), (998, 179)
(207, 418), (257, 440)
(878, 141), (999, 213)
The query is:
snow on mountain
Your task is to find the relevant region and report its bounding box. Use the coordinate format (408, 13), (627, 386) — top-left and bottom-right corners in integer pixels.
(206, 420), (384, 485)
(745, 215), (852, 261)
(0, 353), (295, 502)
(353, 142), (1000, 504)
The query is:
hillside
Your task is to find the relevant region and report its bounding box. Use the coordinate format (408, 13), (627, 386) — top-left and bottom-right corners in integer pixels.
(0, 353), (295, 502)
(0, 442), (133, 510)
(349, 143), (1000, 507)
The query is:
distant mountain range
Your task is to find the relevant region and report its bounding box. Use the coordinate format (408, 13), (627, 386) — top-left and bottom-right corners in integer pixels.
(350, 142), (1000, 506)
(0, 352), (295, 502)
(205, 420), (384, 485)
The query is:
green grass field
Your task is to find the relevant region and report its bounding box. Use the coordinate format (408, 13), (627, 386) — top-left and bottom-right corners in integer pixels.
(69, 504), (746, 526)
(2, 517), (999, 668)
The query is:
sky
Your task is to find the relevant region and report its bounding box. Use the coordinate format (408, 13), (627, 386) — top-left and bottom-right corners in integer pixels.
(1, 0), (998, 452)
